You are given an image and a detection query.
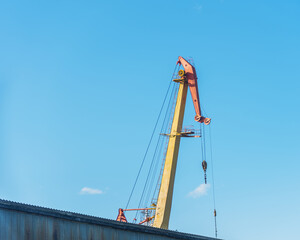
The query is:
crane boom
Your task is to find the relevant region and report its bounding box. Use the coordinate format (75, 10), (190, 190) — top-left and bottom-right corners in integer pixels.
(177, 57), (211, 125)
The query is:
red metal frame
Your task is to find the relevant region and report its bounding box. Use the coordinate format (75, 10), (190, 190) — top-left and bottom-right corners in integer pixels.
(116, 208), (155, 225)
(116, 208), (128, 223)
(177, 56), (211, 125)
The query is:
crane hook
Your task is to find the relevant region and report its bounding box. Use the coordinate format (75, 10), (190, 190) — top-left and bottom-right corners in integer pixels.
(202, 160), (207, 184)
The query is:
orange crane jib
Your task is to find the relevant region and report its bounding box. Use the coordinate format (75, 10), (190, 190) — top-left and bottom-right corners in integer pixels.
(177, 56), (211, 125)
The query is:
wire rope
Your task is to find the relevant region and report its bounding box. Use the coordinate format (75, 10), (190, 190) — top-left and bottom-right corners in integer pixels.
(142, 82), (178, 208)
(209, 124), (218, 238)
(136, 76), (180, 221)
(199, 104), (218, 238)
(137, 82), (177, 211)
(151, 82), (179, 203)
(125, 64), (179, 210)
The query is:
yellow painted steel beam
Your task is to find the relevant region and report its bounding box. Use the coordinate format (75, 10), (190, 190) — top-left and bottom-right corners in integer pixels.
(153, 79), (188, 229)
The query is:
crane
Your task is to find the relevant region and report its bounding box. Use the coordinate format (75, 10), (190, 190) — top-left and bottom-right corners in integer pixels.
(153, 56), (210, 229)
(116, 56), (211, 229)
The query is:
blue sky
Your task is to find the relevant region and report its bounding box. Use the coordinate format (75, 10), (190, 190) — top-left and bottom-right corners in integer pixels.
(1, 1), (300, 240)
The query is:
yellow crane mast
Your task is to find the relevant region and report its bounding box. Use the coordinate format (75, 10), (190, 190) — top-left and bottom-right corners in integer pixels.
(152, 70), (188, 228)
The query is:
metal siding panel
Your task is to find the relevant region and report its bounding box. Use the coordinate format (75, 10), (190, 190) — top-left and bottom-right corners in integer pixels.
(119, 229), (129, 240)
(11, 211), (18, 240)
(63, 219), (72, 239)
(92, 225), (102, 240)
(37, 214), (47, 240)
(0, 209), (7, 240)
(78, 223), (86, 240)
(58, 219), (65, 240)
(31, 213), (38, 240)
(0, 210), (3, 240)
(73, 222), (81, 240)
(52, 217), (59, 240)
(87, 225), (92, 240)
(102, 225), (113, 240)
(47, 215), (54, 240)
(17, 210), (25, 240)
(8, 210), (13, 240)
(24, 212), (33, 240)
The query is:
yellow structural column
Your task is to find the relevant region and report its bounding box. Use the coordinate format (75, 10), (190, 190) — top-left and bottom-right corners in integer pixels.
(153, 79), (188, 229)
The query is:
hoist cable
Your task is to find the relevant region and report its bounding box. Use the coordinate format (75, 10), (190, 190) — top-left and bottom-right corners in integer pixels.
(149, 82), (179, 205)
(137, 82), (177, 212)
(209, 125), (218, 238)
(199, 104), (218, 238)
(200, 123), (205, 161)
(125, 64), (179, 210)
(143, 82), (178, 208)
(208, 125), (216, 207)
(151, 82), (179, 203)
(135, 84), (177, 223)
(137, 79), (179, 220)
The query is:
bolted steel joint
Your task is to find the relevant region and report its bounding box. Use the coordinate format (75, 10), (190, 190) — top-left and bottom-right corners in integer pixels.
(178, 69), (185, 77)
(194, 115), (211, 125)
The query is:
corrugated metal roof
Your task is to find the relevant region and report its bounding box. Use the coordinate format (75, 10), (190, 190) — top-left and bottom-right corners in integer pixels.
(0, 199), (219, 240)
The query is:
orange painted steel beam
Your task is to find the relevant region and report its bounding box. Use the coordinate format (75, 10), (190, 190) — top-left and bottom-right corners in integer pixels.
(116, 208), (128, 222)
(138, 216), (155, 225)
(123, 208), (156, 211)
(177, 56), (211, 125)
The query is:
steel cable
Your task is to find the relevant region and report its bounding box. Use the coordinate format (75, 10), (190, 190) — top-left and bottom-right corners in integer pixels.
(125, 64), (179, 210)
(141, 82), (178, 208)
(137, 82), (177, 212)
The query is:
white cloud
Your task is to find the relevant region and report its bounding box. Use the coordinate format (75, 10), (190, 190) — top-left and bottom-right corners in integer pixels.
(188, 184), (210, 198)
(80, 187), (103, 195)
